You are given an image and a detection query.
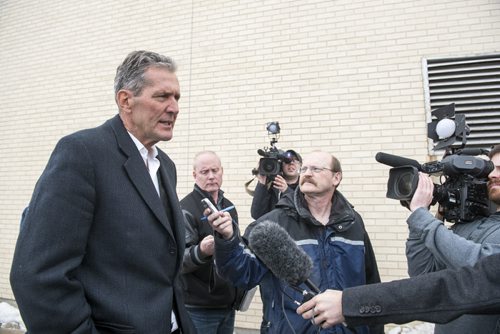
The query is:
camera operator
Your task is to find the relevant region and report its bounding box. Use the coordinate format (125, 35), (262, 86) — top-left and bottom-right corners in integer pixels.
(251, 149), (302, 220)
(403, 144), (500, 334)
(250, 149), (302, 332)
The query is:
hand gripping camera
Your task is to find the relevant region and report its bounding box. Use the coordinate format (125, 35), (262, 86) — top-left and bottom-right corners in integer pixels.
(252, 122), (294, 180)
(376, 104), (495, 223)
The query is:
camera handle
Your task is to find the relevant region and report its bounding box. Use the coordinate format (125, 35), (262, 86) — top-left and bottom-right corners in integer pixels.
(244, 176), (257, 196)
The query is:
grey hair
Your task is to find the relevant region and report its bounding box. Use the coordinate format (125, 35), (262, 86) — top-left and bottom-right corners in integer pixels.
(192, 151), (221, 170)
(114, 50), (177, 96)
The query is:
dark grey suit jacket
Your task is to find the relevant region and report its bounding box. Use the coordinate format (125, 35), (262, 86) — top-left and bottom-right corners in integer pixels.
(342, 252), (500, 326)
(10, 115), (195, 334)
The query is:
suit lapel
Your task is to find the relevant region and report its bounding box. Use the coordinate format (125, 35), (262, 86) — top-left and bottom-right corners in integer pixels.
(157, 162), (183, 241)
(109, 115), (175, 237)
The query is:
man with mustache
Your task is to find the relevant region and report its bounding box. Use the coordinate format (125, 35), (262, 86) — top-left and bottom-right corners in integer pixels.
(208, 151), (382, 334)
(297, 145), (500, 332)
(10, 50), (195, 334)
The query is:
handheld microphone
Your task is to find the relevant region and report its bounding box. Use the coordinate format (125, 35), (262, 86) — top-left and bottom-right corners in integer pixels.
(375, 152), (422, 170)
(247, 220), (320, 300)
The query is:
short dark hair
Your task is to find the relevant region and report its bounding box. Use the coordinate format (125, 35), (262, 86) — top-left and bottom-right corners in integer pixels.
(489, 145), (500, 159)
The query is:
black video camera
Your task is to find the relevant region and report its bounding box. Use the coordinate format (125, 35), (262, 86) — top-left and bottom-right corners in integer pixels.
(376, 104), (495, 224)
(252, 122), (293, 180)
(256, 147), (292, 176)
(377, 151), (493, 223)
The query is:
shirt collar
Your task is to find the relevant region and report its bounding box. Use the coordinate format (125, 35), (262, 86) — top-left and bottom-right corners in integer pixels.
(127, 132), (158, 160)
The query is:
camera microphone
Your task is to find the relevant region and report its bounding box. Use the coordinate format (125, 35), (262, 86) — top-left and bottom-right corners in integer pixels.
(375, 152), (422, 170)
(257, 149), (267, 157)
(247, 220), (320, 300)
(457, 148), (488, 156)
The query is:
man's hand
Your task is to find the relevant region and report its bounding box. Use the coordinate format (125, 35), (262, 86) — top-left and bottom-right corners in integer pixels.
(256, 173), (267, 185)
(199, 235), (215, 256)
(273, 175), (289, 192)
(296, 289), (345, 329)
(206, 209), (234, 240)
(409, 173), (434, 212)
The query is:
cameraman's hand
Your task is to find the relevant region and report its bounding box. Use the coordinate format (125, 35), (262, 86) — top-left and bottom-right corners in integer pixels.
(273, 175), (288, 192)
(410, 173), (434, 212)
(257, 173), (267, 185)
(205, 209), (234, 240)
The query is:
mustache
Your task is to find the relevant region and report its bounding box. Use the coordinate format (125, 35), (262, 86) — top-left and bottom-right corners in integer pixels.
(488, 181), (500, 189)
(300, 177), (316, 186)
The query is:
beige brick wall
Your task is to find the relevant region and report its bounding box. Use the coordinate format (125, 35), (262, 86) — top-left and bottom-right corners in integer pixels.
(1, 0), (499, 330)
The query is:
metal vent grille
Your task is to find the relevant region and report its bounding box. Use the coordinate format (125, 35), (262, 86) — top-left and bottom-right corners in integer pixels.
(424, 53), (500, 150)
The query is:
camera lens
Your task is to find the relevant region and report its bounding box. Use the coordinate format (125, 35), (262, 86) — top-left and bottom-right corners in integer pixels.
(262, 160), (277, 173)
(258, 157), (281, 176)
(395, 172), (415, 198)
(386, 166), (419, 200)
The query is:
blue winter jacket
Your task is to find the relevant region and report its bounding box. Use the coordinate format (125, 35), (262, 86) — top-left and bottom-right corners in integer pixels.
(214, 188), (382, 334)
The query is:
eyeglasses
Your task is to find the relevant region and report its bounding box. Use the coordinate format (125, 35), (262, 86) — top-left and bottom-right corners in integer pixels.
(299, 166), (335, 174)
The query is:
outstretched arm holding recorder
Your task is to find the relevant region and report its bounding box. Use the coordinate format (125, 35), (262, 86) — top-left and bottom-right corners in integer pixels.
(297, 251), (500, 327)
(297, 172), (500, 328)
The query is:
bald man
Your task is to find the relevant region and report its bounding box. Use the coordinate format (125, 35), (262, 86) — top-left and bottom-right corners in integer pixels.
(180, 151), (241, 334)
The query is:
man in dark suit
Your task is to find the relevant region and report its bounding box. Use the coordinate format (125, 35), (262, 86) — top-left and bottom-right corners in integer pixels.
(10, 50), (196, 334)
(297, 251), (500, 328)
(297, 172), (500, 329)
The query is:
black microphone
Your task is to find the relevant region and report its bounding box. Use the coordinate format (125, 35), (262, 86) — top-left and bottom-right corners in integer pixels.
(247, 220), (320, 299)
(257, 149), (267, 157)
(375, 152), (422, 170)
(458, 148), (488, 156)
